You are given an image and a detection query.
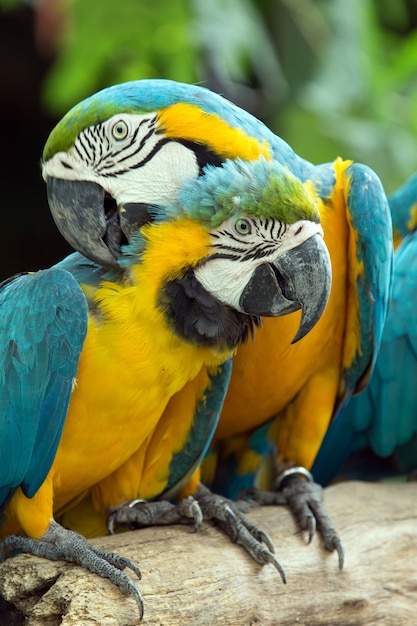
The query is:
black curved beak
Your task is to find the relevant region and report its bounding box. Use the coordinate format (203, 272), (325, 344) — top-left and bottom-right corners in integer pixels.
(46, 178), (152, 267)
(239, 234), (332, 343)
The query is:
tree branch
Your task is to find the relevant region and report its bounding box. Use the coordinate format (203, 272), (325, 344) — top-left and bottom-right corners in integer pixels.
(0, 481), (416, 625)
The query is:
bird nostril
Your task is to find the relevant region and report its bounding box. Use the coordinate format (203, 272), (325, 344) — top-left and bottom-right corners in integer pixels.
(295, 225), (303, 236)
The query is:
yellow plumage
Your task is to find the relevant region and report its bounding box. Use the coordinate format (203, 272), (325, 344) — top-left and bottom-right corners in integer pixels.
(158, 103), (271, 162)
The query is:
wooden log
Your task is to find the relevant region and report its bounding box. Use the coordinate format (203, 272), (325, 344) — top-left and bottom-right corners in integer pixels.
(0, 481), (416, 625)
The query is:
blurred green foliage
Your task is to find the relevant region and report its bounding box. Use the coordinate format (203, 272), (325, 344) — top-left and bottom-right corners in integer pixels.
(41, 0), (197, 113)
(273, 0), (417, 193)
(0, 0), (20, 9)
(2, 0), (417, 192)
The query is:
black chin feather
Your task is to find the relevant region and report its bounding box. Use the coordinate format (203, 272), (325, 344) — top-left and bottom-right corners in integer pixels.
(159, 269), (260, 349)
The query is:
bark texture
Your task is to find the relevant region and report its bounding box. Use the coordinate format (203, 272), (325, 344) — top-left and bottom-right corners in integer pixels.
(0, 481), (416, 626)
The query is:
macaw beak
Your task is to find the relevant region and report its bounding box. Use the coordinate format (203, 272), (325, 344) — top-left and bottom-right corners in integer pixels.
(46, 178), (152, 268)
(239, 234), (332, 343)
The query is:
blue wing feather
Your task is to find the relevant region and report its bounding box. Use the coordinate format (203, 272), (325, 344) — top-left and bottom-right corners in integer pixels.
(0, 268), (88, 506)
(367, 231), (417, 457)
(161, 359), (233, 500)
(312, 228), (415, 483)
(54, 251), (120, 286)
(310, 164), (393, 485)
(388, 171), (417, 239)
(343, 163), (393, 390)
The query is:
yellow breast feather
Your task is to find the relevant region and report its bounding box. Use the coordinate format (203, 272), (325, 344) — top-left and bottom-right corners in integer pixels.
(50, 218), (234, 512)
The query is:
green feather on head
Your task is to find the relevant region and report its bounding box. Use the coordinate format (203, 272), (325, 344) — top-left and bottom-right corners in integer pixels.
(42, 101), (134, 161)
(168, 157), (320, 228)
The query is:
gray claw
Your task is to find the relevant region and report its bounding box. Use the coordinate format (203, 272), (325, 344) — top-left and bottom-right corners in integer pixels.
(108, 489), (286, 584)
(0, 521), (144, 620)
(238, 466), (344, 570)
(194, 484), (286, 583)
(306, 513), (316, 545)
(107, 496), (203, 533)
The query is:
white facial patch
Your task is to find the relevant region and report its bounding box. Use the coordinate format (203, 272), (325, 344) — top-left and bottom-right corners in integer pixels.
(42, 113), (200, 207)
(194, 217), (324, 310)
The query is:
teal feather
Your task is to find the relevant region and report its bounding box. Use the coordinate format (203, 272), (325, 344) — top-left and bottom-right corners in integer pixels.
(312, 224), (417, 484)
(388, 171), (417, 239)
(0, 269), (87, 507)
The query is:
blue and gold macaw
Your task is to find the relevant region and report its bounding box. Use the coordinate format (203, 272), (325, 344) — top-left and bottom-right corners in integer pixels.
(0, 80), (333, 617)
(311, 175), (417, 484)
(200, 149), (393, 561)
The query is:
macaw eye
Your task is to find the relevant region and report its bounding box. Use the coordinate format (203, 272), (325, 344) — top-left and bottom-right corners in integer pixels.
(234, 218), (252, 236)
(111, 120), (129, 140)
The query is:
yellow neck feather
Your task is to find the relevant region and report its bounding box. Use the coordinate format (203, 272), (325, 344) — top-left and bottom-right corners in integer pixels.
(92, 218), (233, 366)
(157, 102), (271, 162)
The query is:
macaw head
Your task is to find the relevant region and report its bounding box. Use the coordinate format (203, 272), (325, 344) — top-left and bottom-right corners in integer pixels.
(42, 79), (331, 343)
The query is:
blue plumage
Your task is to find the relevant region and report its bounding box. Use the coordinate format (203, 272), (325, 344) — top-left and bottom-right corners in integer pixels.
(0, 269), (87, 506)
(389, 171), (417, 241)
(312, 196), (417, 484)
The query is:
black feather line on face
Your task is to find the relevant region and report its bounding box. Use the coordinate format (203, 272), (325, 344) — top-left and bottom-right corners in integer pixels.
(158, 269), (260, 349)
(176, 139), (224, 175)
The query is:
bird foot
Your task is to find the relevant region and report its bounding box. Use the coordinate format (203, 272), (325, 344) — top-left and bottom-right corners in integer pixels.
(108, 486), (286, 583)
(0, 520), (144, 620)
(239, 466), (344, 570)
(107, 495), (203, 533)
